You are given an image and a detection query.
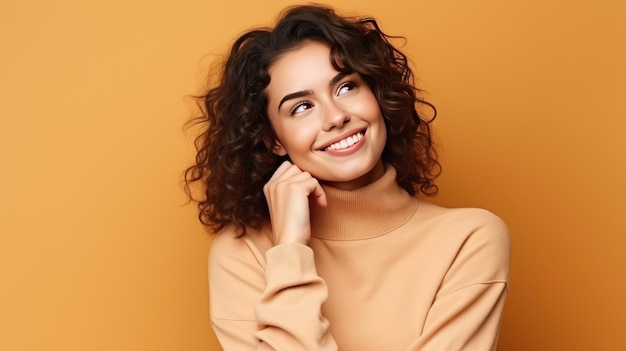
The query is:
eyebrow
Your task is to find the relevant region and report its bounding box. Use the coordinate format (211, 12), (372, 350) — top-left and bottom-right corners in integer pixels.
(276, 71), (351, 112)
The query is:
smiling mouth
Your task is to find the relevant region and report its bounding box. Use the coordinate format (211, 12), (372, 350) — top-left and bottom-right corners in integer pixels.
(323, 131), (364, 151)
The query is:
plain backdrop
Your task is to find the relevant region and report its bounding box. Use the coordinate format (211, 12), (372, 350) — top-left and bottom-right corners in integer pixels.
(1, 0), (625, 350)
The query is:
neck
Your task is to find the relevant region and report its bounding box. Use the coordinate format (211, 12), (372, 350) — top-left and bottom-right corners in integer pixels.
(310, 165), (419, 240)
(321, 159), (386, 190)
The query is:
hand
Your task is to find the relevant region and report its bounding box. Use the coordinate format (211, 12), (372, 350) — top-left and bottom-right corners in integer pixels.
(263, 161), (327, 245)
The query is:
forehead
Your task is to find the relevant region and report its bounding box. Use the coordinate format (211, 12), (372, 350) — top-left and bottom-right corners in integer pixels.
(265, 42), (337, 103)
(270, 41), (333, 76)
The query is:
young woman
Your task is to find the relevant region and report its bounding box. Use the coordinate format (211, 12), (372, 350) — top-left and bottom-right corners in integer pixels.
(186, 4), (510, 350)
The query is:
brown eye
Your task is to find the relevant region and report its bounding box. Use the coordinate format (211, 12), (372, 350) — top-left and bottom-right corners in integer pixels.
(290, 100), (314, 115)
(337, 81), (356, 96)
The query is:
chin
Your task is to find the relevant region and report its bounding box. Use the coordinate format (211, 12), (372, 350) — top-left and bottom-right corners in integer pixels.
(324, 163), (380, 184)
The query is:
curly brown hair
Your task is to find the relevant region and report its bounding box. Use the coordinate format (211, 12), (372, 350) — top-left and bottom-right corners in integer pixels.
(185, 4), (441, 234)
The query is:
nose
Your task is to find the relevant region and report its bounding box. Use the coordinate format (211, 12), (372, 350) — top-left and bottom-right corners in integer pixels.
(322, 101), (350, 131)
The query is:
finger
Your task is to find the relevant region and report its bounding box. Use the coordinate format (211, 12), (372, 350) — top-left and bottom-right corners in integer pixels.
(264, 161), (294, 198)
(266, 164), (308, 195)
(291, 175), (327, 208)
(266, 160), (292, 184)
(309, 181), (327, 208)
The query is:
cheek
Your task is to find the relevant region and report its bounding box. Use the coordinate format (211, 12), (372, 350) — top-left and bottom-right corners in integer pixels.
(279, 120), (319, 152)
(356, 93), (383, 122)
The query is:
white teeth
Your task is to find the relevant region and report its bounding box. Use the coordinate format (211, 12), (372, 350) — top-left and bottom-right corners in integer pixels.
(325, 132), (363, 151)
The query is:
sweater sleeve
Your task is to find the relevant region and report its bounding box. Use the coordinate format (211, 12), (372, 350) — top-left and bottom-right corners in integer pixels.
(409, 212), (511, 351)
(209, 232), (337, 351)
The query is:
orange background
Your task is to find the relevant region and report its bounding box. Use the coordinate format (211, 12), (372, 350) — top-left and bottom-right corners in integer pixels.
(1, 0), (624, 350)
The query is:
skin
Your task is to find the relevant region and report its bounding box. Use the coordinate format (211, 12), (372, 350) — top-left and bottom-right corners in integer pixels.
(263, 41), (387, 245)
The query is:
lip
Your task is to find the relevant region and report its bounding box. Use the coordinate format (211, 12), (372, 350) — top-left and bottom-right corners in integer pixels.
(317, 128), (367, 151)
(316, 128), (367, 156)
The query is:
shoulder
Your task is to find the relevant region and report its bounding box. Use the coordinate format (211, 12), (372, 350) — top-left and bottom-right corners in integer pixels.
(414, 201), (510, 279)
(208, 224), (274, 320)
(209, 224), (274, 272)
(416, 201), (509, 242)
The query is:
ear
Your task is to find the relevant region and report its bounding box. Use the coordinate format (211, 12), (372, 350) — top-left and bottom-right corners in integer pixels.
(273, 140), (287, 156)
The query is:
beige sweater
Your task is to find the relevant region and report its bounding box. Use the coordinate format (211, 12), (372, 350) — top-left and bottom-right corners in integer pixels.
(209, 166), (510, 350)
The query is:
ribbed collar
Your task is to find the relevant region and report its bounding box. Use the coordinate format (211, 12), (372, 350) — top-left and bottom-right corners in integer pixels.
(310, 165), (418, 241)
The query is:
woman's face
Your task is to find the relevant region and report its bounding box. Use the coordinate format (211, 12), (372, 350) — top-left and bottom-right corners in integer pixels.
(265, 41), (387, 190)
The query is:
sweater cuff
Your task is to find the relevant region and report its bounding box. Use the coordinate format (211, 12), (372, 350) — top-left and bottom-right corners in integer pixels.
(264, 243), (318, 288)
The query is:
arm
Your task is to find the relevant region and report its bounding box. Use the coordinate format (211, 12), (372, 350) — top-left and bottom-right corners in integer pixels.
(255, 243), (337, 350)
(210, 162), (337, 350)
(410, 212), (510, 350)
(209, 233), (337, 350)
